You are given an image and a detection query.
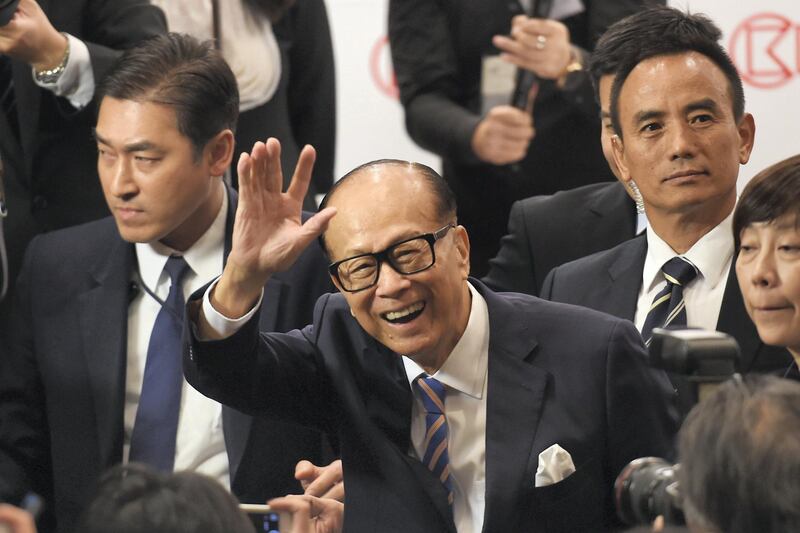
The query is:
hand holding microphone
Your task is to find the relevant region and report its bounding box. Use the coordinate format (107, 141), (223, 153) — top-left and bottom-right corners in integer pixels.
(493, 16), (572, 81)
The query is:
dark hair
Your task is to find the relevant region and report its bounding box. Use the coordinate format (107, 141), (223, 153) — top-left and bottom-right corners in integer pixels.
(605, 6), (745, 138)
(678, 375), (800, 533)
(733, 155), (800, 249)
(317, 159), (457, 257)
(77, 464), (254, 533)
(98, 33), (239, 159)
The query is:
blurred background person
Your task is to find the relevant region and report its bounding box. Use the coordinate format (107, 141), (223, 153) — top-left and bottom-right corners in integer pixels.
(678, 374), (800, 533)
(734, 154), (800, 378)
(389, 0), (661, 275)
(152, 0), (335, 210)
(0, 0), (166, 343)
(484, 8), (657, 296)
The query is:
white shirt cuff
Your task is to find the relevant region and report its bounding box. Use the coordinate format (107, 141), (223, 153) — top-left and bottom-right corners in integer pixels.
(200, 277), (264, 340)
(32, 34), (95, 110)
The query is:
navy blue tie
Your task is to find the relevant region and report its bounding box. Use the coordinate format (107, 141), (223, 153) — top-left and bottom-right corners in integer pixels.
(129, 255), (190, 471)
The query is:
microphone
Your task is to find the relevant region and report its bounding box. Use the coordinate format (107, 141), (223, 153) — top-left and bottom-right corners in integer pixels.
(510, 0), (554, 109)
(128, 281), (139, 304)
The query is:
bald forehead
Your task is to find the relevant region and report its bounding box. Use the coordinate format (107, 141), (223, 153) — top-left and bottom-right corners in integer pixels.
(328, 163), (436, 210)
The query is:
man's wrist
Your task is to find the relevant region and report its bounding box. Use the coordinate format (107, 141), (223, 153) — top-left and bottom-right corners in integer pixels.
(32, 32), (69, 83)
(555, 46), (583, 90)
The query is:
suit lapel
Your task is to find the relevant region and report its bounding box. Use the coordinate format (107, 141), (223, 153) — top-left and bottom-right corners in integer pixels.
(601, 237), (647, 320)
(78, 235), (134, 466)
(480, 283), (549, 532)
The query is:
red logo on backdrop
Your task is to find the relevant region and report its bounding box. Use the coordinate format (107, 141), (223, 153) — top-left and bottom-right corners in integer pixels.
(369, 35), (399, 100)
(729, 13), (799, 89)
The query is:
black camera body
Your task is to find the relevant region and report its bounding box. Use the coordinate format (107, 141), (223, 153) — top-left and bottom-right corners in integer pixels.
(615, 329), (741, 527)
(0, 0), (19, 26)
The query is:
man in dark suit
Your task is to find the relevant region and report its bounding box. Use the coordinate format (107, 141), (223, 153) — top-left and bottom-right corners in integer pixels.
(0, 34), (332, 533)
(541, 8), (795, 415)
(389, 0), (661, 275)
(184, 151), (677, 531)
(0, 0), (166, 341)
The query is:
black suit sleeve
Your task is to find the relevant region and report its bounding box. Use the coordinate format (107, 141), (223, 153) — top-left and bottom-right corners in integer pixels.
(483, 199), (538, 295)
(284, 0), (336, 194)
(185, 294), (335, 434)
(0, 238), (52, 504)
(539, 266), (556, 301)
(388, 0), (482, 165)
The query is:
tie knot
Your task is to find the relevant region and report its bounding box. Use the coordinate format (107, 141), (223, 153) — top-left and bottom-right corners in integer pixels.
(661, 256), (698, 287)
(163, 255), (190, 287)
(415, 375), (446, 415)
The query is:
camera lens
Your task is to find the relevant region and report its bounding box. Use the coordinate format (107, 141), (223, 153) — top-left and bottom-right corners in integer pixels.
(614, 457), (685, 526)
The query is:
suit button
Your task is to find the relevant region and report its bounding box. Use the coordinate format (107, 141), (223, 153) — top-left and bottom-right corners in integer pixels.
(32, 195), (48, 210)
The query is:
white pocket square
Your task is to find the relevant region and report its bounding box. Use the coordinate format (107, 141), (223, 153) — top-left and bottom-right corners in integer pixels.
(535, 444), (576, 487)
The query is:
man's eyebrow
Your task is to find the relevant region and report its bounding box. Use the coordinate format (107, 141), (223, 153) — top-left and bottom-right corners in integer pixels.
(92, 130), (162, 153)
(632, 109), (665, 125)
(684, 98), (721, 115)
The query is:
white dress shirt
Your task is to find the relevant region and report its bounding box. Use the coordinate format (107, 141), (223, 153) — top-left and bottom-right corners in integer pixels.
(634, 210), (734, 333)
(125, 191), (231, 486)
(403, 282), (489, 533)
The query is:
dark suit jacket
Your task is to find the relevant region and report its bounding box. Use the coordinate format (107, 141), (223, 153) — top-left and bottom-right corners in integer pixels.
(234, 0), (336, 205)
(389, 0), (659, 274)
(185, 279), (678, 532)
(540, 236), (795, 379)
(0, 0), (167, 341)
(484, 181), (636, 296)
(0, 188), (334, 533)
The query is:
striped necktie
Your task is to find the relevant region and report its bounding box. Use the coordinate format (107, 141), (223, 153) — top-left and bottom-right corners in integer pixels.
(641, 256), (699, 346)
(415, 375), (455, 506)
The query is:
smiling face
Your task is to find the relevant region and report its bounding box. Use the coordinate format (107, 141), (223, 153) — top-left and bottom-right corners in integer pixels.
(96, 97), (230, 251)
(736, 215), (800, 360)
(323, 165), (472, 372)
(611, 52), (755, 227)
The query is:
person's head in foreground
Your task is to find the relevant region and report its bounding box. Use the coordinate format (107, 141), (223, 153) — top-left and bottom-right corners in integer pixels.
(95, 32), (238, 251)
(319, 160), (470, 374)
(606, 6), (754, 247)
(678, 374), (800, 533)
(734, 154), (800, 369)
(77, 463), (254, 533)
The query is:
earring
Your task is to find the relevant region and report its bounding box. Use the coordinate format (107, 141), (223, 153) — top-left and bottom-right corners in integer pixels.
(629, 180), (645, 215)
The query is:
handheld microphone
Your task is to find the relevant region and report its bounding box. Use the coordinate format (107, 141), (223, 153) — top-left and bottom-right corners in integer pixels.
(510, 0), (553, 109)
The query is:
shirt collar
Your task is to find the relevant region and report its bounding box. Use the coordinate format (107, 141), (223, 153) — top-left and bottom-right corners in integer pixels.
(643, 207), (734, 293)
(402, 282), (490, 400)
(135, 186), (228, 289)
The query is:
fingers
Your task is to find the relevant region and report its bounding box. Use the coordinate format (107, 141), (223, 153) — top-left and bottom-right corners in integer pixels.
(493, 17), (571, 79)
(296, 459), (344, 501)
(286, 144), (317, 204)
(0, 504), (37, 533)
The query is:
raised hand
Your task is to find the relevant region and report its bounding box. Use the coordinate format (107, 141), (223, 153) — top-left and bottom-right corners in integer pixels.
(212, 138), (336, 318)
(493, 16), (572, 80)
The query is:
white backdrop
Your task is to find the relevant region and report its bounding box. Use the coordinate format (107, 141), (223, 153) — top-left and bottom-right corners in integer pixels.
(327, 0), (800, 186)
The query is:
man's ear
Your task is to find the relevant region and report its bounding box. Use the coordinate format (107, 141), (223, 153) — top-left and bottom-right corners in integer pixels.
(610, 134), (632, 186)
(206, 129), (235, 177)
(737, 113), (756, 165)
(454, 224), (471, 279)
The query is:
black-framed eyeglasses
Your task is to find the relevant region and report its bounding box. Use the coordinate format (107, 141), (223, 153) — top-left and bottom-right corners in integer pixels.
(328, 223), (456, 292)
